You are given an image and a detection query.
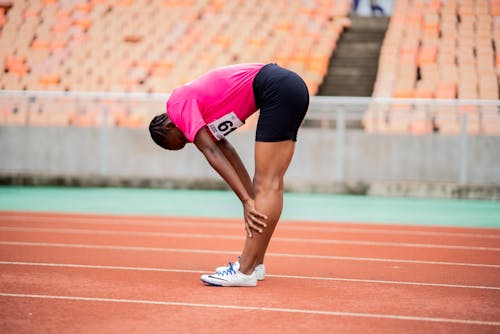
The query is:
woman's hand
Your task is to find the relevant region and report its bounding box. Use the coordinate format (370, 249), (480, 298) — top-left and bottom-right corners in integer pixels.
(243, 199), (267, 238)
(194, 129), (266, 237)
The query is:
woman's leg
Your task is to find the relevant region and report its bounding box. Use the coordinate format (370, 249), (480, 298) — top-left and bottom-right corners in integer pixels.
(238, 140), (295, 274)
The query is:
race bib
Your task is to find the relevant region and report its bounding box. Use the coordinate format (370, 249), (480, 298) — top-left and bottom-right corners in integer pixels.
(207, 112), (244, 140)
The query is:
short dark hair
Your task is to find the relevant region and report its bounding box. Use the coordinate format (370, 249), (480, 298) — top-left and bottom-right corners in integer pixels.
(149, 113), (170, 149)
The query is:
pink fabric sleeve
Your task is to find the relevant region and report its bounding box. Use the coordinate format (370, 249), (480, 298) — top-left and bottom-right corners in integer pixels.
(167, 98), (206, 142)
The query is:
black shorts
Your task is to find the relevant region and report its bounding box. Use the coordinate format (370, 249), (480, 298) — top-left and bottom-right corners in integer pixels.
(252, 63), (309, 142)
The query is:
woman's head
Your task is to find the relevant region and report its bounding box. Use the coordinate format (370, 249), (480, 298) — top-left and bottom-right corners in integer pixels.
(149, 113), (188, 150)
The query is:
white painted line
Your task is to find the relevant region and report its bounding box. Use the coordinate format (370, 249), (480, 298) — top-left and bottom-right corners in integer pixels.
(2, 226), (498, 252)
(0, 261), (205, 274)
(1, 241), (499, 268)
(271, 252), (500, 268)
(1, 261), (499, 291)
(2, 214), (499, 239)
(267, 273), (500, 291)
(1, 292), (499, 326)
(284, 225), (500, 239)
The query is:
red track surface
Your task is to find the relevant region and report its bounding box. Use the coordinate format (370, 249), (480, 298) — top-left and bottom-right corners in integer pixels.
(1, 211), (499, 333)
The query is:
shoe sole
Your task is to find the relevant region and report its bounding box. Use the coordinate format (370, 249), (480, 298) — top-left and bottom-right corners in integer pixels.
(201, 279), (223, 287)
(200, 277), (257, 287)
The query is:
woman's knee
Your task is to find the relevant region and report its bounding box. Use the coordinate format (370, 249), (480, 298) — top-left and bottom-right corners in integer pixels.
(253, 174), (284, 194)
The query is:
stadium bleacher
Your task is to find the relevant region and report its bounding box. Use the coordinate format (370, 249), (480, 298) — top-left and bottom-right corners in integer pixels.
(0, 0), (499, 135)
(0, 0), (351, 95)
(0, 0), (353, 127)
(366, 0), (500, 135)
(373, 0), (499, 100)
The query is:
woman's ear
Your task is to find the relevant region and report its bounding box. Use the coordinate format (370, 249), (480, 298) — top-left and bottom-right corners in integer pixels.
(165, 121), (177, 129)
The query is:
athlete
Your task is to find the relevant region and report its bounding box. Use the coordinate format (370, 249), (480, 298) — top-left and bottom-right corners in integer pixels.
(149, 63), (309, 286)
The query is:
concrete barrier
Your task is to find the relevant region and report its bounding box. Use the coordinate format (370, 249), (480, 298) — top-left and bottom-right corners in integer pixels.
(1, 125), (499, 199)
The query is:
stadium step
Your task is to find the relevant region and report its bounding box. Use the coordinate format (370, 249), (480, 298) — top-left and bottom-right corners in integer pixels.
(318, 16), (389, 97)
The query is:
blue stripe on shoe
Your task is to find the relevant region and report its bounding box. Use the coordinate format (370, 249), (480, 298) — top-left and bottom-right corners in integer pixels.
(200, 278), (222, 287)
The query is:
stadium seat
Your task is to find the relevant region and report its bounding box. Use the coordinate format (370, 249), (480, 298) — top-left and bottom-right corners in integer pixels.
(435, 82), (457, 99)
(387, 107), (412, 134)
(409, 109), (433, 135)
(5, 101), (28, 126)
(482, 106), (500, 135)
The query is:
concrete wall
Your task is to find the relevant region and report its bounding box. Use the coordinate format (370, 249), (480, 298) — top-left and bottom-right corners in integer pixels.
(1, 126), (499, 198)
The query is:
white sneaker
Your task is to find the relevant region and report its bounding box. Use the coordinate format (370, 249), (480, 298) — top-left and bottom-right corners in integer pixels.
(216, 260), (266, 281)
(201, 262), (257, 287)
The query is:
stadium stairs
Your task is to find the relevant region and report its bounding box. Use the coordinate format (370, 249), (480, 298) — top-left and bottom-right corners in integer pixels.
(318, 16), (389, 97)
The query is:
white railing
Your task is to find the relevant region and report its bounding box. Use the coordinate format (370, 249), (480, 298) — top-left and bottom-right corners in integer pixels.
(1, 90), (499, 135)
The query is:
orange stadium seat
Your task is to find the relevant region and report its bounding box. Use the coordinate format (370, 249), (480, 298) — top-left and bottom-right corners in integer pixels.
(436, 112), (461, 135)
(387, 105), (412, 134)
(0, 99), (11, 125)
(5, 102), (28, 126)
(417, 46), (438, 66)
(45, 102), (73, 127)
(409, 109), (433, 135)
(27, 102), (49, 126)
(482, 107), (500, 135)
(414, 81), (434, 99)
(71, 107), (98, 127)
(435, 82), (457, 99)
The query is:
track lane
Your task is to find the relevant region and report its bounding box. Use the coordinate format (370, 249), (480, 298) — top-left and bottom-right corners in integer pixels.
(1, 264), (500, 324)
(1, 217), (500, 248)
(1, 243), (499, 287)
(2, 295), (498, 334)
(1, 229), (499, 265)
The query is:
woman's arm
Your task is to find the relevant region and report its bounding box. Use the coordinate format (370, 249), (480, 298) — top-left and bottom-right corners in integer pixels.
(194, 127), (266, 237)
(216, 137), (254, 199)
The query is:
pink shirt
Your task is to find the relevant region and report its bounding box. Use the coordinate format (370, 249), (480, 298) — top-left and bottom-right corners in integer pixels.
(166, 63), (265, 142)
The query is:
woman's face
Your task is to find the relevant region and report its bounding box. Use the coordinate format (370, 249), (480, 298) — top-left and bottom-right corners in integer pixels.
(163, 125), (188, 150)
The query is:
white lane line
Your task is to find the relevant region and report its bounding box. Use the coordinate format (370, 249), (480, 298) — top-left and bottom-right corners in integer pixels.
(2, 226), (498, 252)
(1, 241), (499, 268)
(1, 261), (499, 291)
(2, 214), (499, 239)
(0, 261), (205, 274)
(1, 292), (499, 326)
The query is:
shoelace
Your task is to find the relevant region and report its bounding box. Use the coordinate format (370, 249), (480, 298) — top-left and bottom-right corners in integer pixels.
(218, 262), (237, 276)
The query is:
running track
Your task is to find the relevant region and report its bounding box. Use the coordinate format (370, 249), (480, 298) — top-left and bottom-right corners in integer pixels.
(1, 211), (500, 333)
